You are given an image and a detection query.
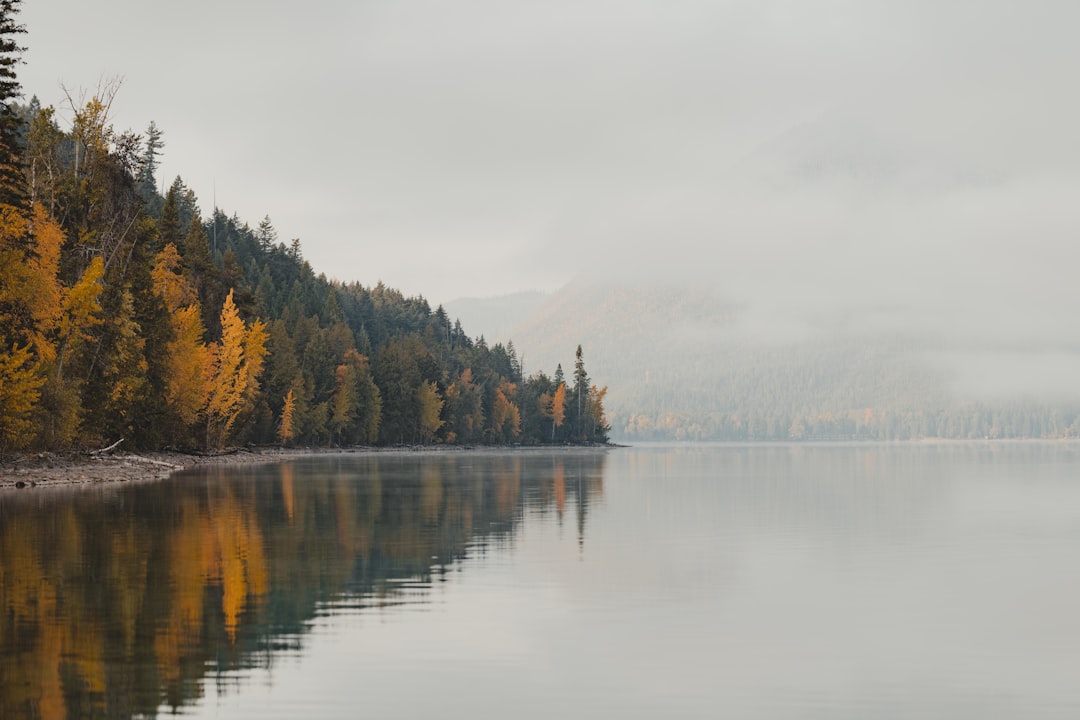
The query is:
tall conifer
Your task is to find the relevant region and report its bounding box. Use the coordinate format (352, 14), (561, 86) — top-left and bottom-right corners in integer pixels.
(0, 0), (26, 216)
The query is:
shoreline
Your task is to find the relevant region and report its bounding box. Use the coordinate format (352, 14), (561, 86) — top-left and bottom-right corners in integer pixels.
(6, 437), (1069, 491)
(0, 444), (617, 491)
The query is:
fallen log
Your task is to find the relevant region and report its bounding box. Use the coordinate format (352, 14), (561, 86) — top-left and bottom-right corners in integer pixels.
(120, 455), (186, 470)
(88, 438), (125, 456)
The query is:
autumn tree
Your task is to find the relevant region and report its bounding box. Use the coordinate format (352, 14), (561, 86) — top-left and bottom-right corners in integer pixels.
(278, 388), (296, 445)
(416, 380), (444, 443)
(329, 348), (381, 445)
(0, 342), (43, 455)
(488, 379), (521, 444)
(585, 385), (610, 443)
(542, 382), (566, 441)
(203, 290), (267, 449)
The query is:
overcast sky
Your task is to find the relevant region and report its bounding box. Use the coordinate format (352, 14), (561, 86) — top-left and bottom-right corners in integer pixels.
(18, 0), (1080, 331)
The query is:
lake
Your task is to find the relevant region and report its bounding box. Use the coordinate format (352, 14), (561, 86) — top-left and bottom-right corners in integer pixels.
(2, 443), (1079, 718)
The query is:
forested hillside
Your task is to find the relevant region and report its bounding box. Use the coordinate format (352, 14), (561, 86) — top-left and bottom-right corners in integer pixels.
(0, 2), (608, 454)
(510, 279), (1080, 441)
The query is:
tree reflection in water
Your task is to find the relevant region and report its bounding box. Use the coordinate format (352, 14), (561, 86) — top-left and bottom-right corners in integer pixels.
(0, 450), (607, 719)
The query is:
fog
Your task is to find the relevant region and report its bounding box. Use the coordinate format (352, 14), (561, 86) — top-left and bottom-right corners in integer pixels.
(20, 0), (1080, 404)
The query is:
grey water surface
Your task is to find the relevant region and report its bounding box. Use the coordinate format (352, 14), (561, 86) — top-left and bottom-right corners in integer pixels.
(2, 444), (1078, 719)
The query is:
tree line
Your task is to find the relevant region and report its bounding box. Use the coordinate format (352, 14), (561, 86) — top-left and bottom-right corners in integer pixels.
(0, 1), (609, 454)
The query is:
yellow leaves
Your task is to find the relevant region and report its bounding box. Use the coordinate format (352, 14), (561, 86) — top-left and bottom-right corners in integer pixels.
(1, 204), (63, 361)
(279, 388), (297, 445)
(72, 96), (114, 159)
(0, 201), (27, 242)
(204, 290), (270, 449)
(243, 318), (268, 394)
(25, 205), (64, 361)
(205, 291), (248, 445)
(552, 383), (567, 428)
(490, 379), (521, 442)
(585, 385), (609, 439)
(151, 243), (197, 313)
(539, 382), (567, 441)
(59, 256), (105, 346)
(153, 242), (213, 430)
(0, 205), (66, 451)
(167, 305), (211, 426)
(416, 380), (444, 443)
(0, 343), (47, 452)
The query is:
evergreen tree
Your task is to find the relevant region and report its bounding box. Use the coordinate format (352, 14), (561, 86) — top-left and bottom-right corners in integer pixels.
(0, 0), (26, 216)
(572, 345), (589, 439)
(137, 120), (164, 213)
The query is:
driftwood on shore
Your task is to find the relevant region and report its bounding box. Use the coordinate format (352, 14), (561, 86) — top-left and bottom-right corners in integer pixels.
(88, 438), (125, 456)
(114, 455), (185, 470)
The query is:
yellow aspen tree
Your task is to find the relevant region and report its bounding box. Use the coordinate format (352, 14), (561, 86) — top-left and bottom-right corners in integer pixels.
(241, 318), (268, 402)
(0, 205), (69, 452)
(330, 362), (358, 443)
(586, 385), (610, 440)
(416, 380), (444, 443)
(0, 343), (46, 454)
(551, 382), (567, 441)
(489, 380), (521, 444)
(204, 291), (247, 448)
(152, 243), (209, 429)
(167, 305), (211, 427)
(203, 290), (269, 449)
(278, 388), (296, 445)
(330, 349), (381, 446)
(24, 204), (64, 362)
(55, 256), (105, 378)
(151, 243), (197, 312)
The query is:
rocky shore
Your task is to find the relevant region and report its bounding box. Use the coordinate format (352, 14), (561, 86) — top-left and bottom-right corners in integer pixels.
(0, 448), (317, 489)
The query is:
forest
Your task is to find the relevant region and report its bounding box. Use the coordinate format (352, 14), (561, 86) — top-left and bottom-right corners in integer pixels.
(0, 2), (610, 455)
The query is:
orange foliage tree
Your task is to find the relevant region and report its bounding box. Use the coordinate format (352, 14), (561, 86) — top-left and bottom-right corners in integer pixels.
(203, 290), (268, 449)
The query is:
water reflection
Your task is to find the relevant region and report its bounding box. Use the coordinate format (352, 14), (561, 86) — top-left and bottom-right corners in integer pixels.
(0, 450), (607, 719)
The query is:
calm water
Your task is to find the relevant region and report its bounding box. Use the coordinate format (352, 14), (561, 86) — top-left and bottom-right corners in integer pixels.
(2, 444), (1080, 718)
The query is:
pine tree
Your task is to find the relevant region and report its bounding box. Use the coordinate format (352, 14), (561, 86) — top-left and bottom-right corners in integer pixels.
(0, 0), (26, 216)
(137, 120), (164, 213)
(572, 345), (590, 439)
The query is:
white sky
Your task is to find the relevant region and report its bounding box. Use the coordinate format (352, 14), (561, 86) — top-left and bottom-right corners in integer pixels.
(17, 1), (1080, 314)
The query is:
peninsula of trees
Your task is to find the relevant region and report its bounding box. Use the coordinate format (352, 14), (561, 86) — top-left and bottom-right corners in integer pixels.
(0, 1), (609, 454)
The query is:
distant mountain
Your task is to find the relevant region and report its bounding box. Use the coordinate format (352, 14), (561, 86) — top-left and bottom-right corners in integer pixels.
(442, 290), (547, 344)
(508, 279), (1080, 441)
